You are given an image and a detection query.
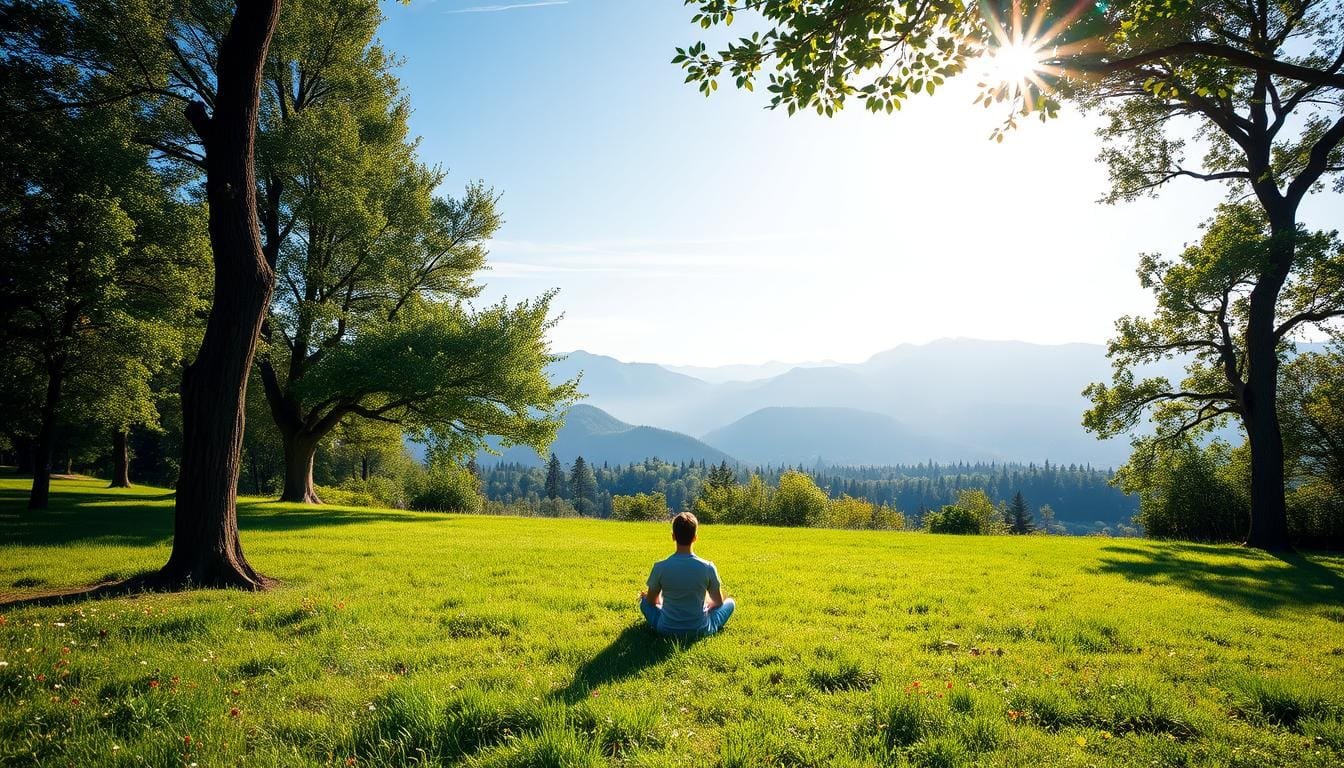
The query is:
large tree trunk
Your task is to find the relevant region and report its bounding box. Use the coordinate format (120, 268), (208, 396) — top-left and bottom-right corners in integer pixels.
(1241, 214), (1294, 551)
(279, 433), (322, 504)
(155, 0), (281, 590)
(27, 366), (62, 510)
(109, 429), (131, 488)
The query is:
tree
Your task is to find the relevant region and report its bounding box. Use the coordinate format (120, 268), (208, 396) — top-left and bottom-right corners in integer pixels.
(545, 453), (566, 500)
(1007, 491), (1035, 534)
(612, 492), (670, 521)
(771, 470), (828, 526)
(1084, 204), (1343, 542)
(569, 456), (599, 515)
(706, 460), (736, 489)
(1037, 504), (1063, 534)
(1115, 440), (1250, 541)
(0, 50), (208, 508)
(678, 1), (1344, 550)
(924, 489), (1004, 535)
(236, 1), (577, 503)
(1278, 348), (1344, 546)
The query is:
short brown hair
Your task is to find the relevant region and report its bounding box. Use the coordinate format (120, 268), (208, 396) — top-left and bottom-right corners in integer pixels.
(672, 511), (698, 545)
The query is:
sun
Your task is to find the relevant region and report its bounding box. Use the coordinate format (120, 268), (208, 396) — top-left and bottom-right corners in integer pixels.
(982, 41), (1046, 93)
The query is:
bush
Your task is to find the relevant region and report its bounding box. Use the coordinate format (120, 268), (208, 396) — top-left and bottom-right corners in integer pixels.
(408, 464), (483, 513)
(771, 470), (828, 526)
(924, 490), (1001, 535)
(611, 492), (669, 521)
(694, 474), (771, 524)
(1123, 442), (1249, 541)
(1288, 482), (1344, 549)
(924, 505), (982, 534)
(538, 498), (579, 517)
(337, 475), (408, 509)
(823, 494), (904, 530)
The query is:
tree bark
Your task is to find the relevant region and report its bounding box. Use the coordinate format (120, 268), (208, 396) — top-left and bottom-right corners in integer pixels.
(27, 366), (62, 510)
(109, 429), (131, 488)
(361, 455), (369, 482)
(155, 0), (281, 590)
(279, 433), (322, 504)
(1240, 215), (1294, 551)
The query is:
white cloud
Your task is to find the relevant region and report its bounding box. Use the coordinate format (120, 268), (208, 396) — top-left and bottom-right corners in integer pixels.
(445, 1), (568, 13)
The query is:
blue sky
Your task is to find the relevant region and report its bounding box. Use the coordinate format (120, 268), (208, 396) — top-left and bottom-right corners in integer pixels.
(377, 0), (1342, 367)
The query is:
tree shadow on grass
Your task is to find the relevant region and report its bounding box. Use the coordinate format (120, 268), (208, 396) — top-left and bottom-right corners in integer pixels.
(1, 484), (452, 549)
(0, 572), (166, 609)
(553, 623), (692, 703)
(1091, 542), (1344, 613)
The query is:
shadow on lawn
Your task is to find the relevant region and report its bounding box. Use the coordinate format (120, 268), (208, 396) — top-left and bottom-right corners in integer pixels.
(554, 623), (690, 703)
(1092, 542), (1344, 612)
(0, 484), (441, 549)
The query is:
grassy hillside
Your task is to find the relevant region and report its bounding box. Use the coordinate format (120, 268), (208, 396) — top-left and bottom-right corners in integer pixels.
(1, 477), (1342, 767)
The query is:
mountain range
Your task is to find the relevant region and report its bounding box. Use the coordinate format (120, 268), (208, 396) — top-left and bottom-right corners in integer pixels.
(477, 404), (735, 467)
(545, 339), (1147, 467)
(454, 337), (1320, 469)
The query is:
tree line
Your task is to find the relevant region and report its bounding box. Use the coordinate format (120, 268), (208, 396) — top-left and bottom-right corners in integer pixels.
(476, 457), (1134, 534)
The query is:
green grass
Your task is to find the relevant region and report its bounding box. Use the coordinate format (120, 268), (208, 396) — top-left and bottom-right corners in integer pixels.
(1, 476), (1342, 767)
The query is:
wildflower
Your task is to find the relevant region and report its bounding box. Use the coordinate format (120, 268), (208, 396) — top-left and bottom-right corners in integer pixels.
(36, 674), (46, 682)
(946, 680), (953, 689)
(1075, 736), (1087, 747)
(61, 647), (70, 655)
(346, 759), (358, 766)
(0, 615), (6, 626)
(111, 745), (120, 752)
(1101, 731), (1113, 740)
(1008, 710), (1021, 721)
(184, 734), (192, 747)
(229, 707), (240, 718)
(0, 661), (7, 668)
(69, 697), (80, 706)
(149, 680), (160, 689)
(591, 690), (600, 698)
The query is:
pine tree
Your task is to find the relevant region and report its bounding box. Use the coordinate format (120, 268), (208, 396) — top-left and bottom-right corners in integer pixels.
(569, 456), (598, 515)
(545, 453), (565, 500)
(707, 460), (736, 490)
(1008, 491), (1035, 535)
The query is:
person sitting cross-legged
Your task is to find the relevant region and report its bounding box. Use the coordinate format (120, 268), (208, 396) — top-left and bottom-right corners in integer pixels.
(639, 511), (735, 638)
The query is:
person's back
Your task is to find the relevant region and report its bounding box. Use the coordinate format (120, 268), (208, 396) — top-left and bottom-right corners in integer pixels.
(640, 512), (735, 638)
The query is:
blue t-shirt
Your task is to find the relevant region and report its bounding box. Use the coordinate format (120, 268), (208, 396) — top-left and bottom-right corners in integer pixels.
(646, 553), (721, 635)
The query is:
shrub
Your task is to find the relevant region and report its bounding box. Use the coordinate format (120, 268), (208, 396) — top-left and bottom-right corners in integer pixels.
(694, 474), (771, 524)
(771, 470), (828, 526)
(1119, 441), (1249, 542)
(824, 494), (904, 530)
(538, 498), (579, 517)
(335, 475), (408, 508)
(408, 464), (483, 513)
(611, 492), (669, 521)
(1287, 482), (1344, 549)
(924, 490), (1001, 534)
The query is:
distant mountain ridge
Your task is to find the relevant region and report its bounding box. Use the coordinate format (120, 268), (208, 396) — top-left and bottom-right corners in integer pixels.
(702, 406), (992, 466)
(551, 340), (1165, 467)
(477, 404), (735, 467)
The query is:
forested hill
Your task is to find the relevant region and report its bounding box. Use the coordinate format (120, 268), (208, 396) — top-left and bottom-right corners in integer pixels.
(473, 405), (736, 467)
(478, 458), (1137, 533)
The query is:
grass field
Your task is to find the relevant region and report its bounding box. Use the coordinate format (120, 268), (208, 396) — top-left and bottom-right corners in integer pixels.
(1, 476), (1342, 767)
